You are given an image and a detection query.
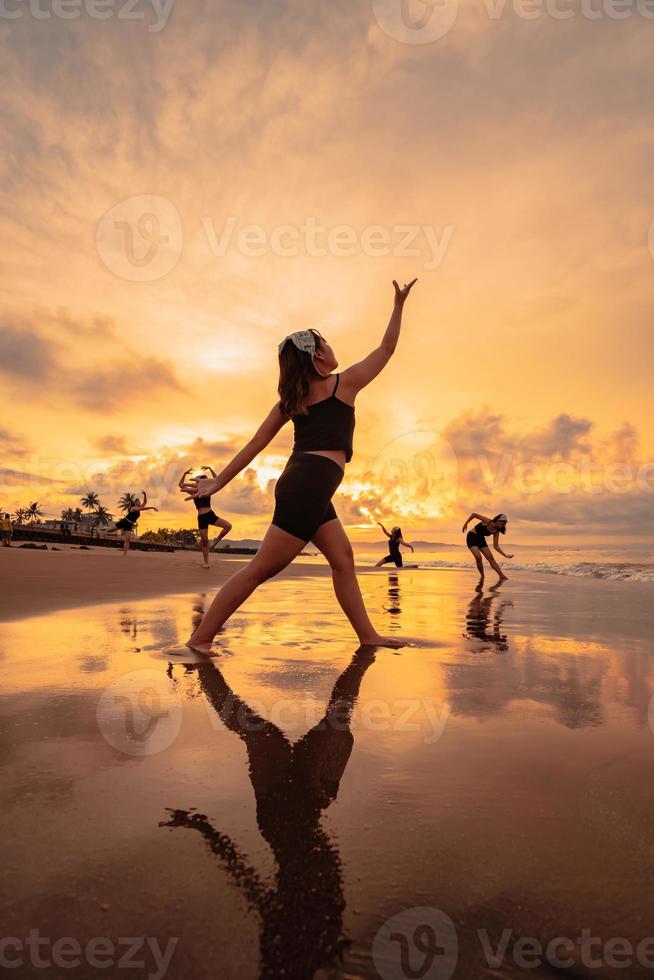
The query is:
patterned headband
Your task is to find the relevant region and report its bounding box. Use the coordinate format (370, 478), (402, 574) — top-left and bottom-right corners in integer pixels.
(278, 330), (317, 356)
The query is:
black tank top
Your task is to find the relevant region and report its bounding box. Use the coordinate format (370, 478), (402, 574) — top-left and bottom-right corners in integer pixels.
(127, 509), (140, 523)
(193, 480), (211, 510)
(291, 375), (355, 462)
(474, 522), (491, 538)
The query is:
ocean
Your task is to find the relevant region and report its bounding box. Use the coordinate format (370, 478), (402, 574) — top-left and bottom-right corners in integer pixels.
(346, 540), (654, 583)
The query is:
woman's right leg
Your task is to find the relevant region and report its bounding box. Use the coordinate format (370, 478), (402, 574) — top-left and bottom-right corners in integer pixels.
(481, 546), (508, 582)
(311, 518), (405, 648)
(187, 523), (306, 652)
(469, 546), (484, 586)
(122, 531), (131, 556)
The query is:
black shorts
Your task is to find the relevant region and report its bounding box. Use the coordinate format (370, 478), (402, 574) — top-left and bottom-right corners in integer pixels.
(380, 551), (403, 567)
(198, 509), (220, 531)
(115, 518), (136, 531)
(272, 451), (343, 543)
(466, 530), (488, 550)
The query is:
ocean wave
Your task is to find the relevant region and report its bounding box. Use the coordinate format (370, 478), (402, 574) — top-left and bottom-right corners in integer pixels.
(420, 560), (654, 582)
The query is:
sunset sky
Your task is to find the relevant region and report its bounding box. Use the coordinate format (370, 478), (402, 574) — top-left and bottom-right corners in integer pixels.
(1, 0), (653, 543)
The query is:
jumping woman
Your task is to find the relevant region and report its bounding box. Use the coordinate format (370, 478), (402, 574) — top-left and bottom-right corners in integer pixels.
(374, 522), (414, 568)
(114, 490), (158, 556)
(180, 278), (417, 653)
(178, 466), (232, 568)
(462, 511), (513, 586)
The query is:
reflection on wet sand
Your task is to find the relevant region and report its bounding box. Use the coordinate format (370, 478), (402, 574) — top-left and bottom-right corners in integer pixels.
(383, 573), (402, 629)
(163, 647), (376, 979)
(4, 572), (654, 980)
(464, 587), (512, 653)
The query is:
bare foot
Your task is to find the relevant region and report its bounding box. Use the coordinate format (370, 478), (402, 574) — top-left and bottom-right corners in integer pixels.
(201, 562), (210, 568)
(359, 633), (406, 649)
(185, 639), (218, 656)
(498, 573), (509, 582)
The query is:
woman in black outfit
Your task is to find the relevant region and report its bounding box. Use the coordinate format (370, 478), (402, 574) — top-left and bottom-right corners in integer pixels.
(462, 511), (513, 586)
(180, 278), (417, 653)
(375, 522), (414, 568)
(114, 490), (158, 556)
(178, 466), (232, 567)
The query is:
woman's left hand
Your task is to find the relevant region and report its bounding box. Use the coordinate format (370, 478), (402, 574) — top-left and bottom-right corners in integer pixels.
(180, 476), (220, 499)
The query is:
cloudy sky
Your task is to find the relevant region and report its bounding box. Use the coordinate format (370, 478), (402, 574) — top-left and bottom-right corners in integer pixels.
(1, 0), (653, 542)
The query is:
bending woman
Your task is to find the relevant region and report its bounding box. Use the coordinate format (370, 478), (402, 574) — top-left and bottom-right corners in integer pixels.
(462, 511), (513, 586)
(375, 522), (414, 568)
(179, 466), (232, 568)
(180, 278), (417, 653)
(114, 490), (158, 556)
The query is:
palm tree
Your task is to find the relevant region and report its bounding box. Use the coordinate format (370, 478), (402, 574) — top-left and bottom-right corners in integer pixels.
(72, 507), (83, 523)
(118, 492), (140, 513)
(81, 491), (100, 514)
(13, 507), (28, 525)
(92, 505), (114, 529)
(26, 502), (45, 524)
(61, 507), (76, 522)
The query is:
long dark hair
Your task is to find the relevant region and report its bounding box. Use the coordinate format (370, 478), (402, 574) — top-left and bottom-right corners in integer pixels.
(391, 526), (402, 542)
(278, 329), (324, 417)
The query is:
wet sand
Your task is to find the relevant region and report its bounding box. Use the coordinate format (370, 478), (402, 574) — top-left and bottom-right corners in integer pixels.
(1, 564), (653, 979)
(0, 546), (316, 622)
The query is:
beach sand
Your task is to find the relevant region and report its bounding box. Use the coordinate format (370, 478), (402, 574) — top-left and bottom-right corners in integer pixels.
(1, 548), (653, 978)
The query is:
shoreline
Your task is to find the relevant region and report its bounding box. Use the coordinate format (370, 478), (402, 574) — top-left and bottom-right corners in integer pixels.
(1, 544), (652, 625)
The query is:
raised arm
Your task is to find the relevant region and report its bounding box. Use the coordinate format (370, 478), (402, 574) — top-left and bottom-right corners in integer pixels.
(377, 521), (391, 538)
(205, 466), (218, 478)
(141, 490), (147, 505)
(340, 279), (417, 399)
(178, 468), (192, 489)
(180, 404), (288, 499)
(399, 536), (414, 553)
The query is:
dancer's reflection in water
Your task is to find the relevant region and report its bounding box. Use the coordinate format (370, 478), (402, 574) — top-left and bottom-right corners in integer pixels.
(383, 572), (402, 629)
(465, 587), (513, 653)
(162, 647), (376, 979)
(118, 612), (138, 640)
